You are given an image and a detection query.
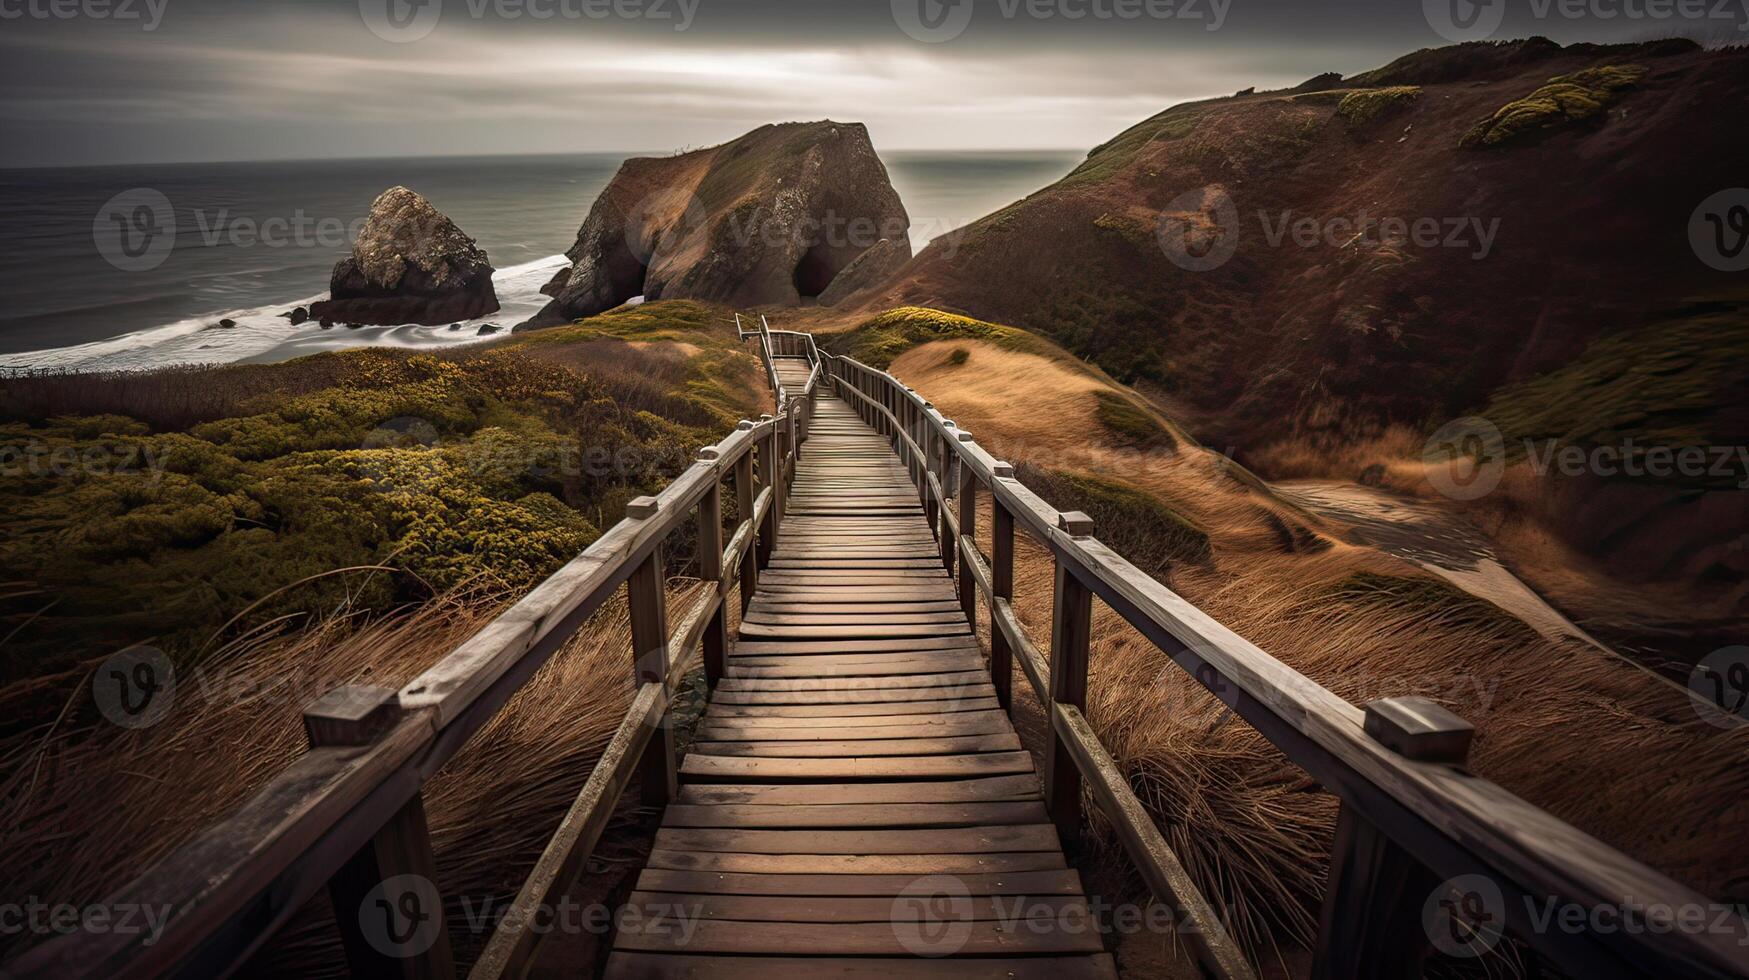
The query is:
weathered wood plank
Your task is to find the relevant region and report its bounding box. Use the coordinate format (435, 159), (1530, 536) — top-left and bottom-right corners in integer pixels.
(658, 801), (1049, 828)
(604, 953), (1120, 980)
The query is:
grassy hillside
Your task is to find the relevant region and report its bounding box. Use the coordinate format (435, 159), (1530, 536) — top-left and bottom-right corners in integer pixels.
(827, 304), (1748, 970)
(0, 301), (765, 697)
(863, 38), (1749, 632)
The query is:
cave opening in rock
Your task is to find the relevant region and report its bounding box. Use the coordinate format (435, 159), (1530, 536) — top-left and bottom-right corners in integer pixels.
(605, 239), (650, 307)
(792, 243), (837, 299)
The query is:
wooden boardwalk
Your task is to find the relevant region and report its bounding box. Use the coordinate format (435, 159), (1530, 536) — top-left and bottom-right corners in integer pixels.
(606, 359), (1116, 977)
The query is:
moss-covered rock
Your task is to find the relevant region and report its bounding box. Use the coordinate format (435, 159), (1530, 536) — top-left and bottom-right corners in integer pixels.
(1460, 64), (1645, 148)
(1336, 86), (1422, 127)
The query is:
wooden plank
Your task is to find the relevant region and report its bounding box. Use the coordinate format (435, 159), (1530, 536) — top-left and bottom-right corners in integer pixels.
(631, 868), (1081, 897)
(680, 752), (1035, 782)
(716, 671), (990, 692)
(730, 636), (975, 655)
(702, 698), (1002, 718)
(659, 801), (1049, 828)
(653, 825), (1060, 854)
(709, 680), (995, 703)
(605, 953), (1119, 980)
(626, 891), (1087, 922)
(687, 733), (1023, 758)
(614, 917), (1103, 955)
(643, 850), (1068, 875)
(696, 717), (1012, 741)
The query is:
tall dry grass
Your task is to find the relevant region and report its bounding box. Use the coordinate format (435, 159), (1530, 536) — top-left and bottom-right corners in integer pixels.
(925, 340), (1749, 972)
(0, 576), (711, 974)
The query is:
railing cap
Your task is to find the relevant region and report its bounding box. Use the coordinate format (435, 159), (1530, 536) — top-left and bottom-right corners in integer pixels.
(627, 496), (661, 520)
(1364, 696), (1474, 764)
(736, 419), (754, 431)
(1058, 511), (1095, 536)
(303, 685), (401, 747)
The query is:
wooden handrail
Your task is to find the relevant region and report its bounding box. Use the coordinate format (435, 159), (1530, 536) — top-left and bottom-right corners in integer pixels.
(6, 333), (822, 980)
(817, 348), (1749, 980)
(16, 321), (1740, 980)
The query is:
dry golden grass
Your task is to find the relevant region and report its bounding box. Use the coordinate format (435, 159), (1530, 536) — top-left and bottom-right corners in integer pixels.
(922, 355), (1749, 971)
(1249, 429), (1738, 649)
(889, 341), (1106, 451)
(0, 576), (713, 974)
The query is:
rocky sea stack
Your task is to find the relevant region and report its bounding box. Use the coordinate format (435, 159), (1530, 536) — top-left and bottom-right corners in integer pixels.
(311, 186), (498, 327)
(520, 120), (910, 330)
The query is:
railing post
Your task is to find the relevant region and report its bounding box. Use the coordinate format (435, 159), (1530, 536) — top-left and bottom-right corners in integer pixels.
(1313, 698), (1475, 980)
(939, 421), (957, 577)
(305, 687), (457, 980)
(696, 449), (727, 688)
(627, 497), (677, 807)
(734, 422), (758, 614)
(990, 464), (1016, 713)
(770, 413), (788, 530)
(1046, 511), (1095, 849)
(921, 403), (939, 526)
(956, 433), (977, 616)
(756, 417), (776, 569)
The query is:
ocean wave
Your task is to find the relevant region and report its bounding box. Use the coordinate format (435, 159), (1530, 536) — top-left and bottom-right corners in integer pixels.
(0, 254), (571, 374)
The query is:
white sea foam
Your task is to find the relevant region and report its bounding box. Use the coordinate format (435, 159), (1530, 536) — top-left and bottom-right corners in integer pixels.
(0, 254), (570, 374)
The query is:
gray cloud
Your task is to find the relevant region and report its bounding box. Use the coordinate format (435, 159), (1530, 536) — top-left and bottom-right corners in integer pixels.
(0, 0), (1721, 167)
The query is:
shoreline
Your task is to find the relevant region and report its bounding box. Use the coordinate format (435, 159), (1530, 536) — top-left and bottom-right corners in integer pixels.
(0, 254), (570, 374)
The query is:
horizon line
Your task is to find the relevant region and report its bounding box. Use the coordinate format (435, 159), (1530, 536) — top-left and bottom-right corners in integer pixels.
(0, 146), (1094, 174)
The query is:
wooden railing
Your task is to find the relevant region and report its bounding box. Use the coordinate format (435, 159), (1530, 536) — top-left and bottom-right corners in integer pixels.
(6, 327), (821, 980)
(12, 319), (1744, 980)
(819, 349), (1749, 980)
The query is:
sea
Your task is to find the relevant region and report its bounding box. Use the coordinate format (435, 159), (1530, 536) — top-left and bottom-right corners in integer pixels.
(0, 151), (1082, 373)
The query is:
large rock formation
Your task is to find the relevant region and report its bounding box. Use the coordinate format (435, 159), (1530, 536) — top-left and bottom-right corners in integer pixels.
(312, 187), (498, 327)
(520, 121), (910, 329)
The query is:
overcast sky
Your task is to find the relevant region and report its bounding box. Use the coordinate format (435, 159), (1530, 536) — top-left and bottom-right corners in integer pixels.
(0, 0), (1735, 167)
